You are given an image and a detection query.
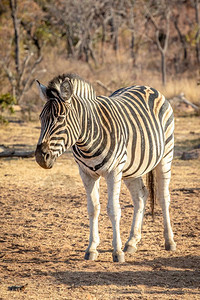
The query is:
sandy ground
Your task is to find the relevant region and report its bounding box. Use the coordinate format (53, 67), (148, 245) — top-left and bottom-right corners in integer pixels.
(0, 116), (200, 300)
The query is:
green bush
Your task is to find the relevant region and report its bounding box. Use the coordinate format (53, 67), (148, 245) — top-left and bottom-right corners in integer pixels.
(0, 93), (15, 123)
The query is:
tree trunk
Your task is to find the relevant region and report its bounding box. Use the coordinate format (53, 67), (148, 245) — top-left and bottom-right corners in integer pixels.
(195, 0), (200, 65)
(66, 26), (75, 57)
(9, 0), (20, 102)
(110, 8), (119, 53)
(174, 16), (187, 62)
(100, 20), (106, 63)
(9, 0), (20, 74)
(155, 11), (170, 86)
(129, 4), (135, 64)
(161, 52), (166, 86)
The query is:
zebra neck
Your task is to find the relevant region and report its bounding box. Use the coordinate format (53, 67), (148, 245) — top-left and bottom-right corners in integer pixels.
(72, 79), (104, 151)
(72, 79), (96, 101)
(76, 101), (103, 149)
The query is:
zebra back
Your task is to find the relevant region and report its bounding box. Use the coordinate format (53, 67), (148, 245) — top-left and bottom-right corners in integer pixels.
(38, 74), (174, 179)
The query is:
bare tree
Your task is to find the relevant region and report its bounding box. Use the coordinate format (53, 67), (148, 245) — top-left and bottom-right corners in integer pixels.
(0, 0), (43, 105)
(155, 11), (170, 86)
(47, 0), (137, 64)
(129, 2), (135, 63)
(173, 14), (187, 64)
(145, 1), (171, 86)
(47, 0), (98, 65)
(194, 0), (200, 65)
(0, 0), (199, 98)
(9, 0), (20, 100)
(9, 0), (20, 77)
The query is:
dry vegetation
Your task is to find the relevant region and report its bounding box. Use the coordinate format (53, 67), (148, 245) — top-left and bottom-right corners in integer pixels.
(0, 1), (200, 299)
(0, 0), (200, 118)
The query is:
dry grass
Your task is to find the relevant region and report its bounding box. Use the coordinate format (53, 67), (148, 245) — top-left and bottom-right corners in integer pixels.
(33, 48), (200, 105)
(10, 45), (197, 124)
(155, 78), (200, 105)
(0, 116), (200, 300)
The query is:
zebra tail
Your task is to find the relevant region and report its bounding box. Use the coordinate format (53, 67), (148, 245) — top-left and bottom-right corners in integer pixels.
(146, 170), (156, 220)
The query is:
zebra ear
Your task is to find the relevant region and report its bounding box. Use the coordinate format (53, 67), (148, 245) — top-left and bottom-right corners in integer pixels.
(36, 80), (47, 101)
(60, 78), (73, 102)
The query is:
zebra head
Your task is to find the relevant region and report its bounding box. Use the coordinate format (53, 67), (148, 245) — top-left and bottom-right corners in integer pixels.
(35, 75), (81, 169)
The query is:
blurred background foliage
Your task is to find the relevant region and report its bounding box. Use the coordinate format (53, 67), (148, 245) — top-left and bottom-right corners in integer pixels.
(0, 0), (199, 120)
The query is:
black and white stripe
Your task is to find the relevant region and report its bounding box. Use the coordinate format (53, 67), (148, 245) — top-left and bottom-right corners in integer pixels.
(36, 73), (176, 262)
(39, 75), (174, 179)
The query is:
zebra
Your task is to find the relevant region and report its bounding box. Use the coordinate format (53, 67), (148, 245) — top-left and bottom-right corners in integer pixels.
(35, 73), (176, 262)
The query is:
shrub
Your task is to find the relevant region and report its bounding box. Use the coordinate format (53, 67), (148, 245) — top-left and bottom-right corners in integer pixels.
(0, 93), (15, 123)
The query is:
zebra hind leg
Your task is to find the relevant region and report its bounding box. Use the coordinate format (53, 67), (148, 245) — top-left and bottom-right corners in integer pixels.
(123, 177), (148, 254)
(155, 159), (176, 251)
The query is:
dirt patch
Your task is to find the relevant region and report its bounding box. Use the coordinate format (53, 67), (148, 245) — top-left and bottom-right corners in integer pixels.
(0, 117), (200, 299)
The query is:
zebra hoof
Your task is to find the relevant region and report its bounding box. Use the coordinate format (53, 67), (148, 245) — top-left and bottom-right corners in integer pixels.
(112, 252), (125, 263)
(165, 242), (176, 251)
(124, 244), (137, 254)
(84, 251), (98, 261)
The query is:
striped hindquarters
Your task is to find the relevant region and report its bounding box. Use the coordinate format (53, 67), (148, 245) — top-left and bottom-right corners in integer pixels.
(112, 85), (174, 178)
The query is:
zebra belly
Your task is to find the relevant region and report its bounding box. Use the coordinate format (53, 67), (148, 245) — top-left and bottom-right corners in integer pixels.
(73, 144), (128, 178)
(122, 150), (163, 178)
(122, 125), (165, 178)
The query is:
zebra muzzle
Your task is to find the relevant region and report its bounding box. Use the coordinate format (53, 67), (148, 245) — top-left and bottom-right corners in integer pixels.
(35, 142), (55, 169)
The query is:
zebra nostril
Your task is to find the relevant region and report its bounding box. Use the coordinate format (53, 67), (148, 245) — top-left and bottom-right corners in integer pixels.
(45, 153), (50, 161)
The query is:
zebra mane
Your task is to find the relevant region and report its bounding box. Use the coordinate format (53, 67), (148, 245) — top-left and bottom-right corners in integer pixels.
(47, 73), (96, 100)
(47, 73), (82, 90)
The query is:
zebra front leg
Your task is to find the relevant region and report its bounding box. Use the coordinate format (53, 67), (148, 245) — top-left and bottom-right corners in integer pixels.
(79, 168), (100, 261)
(123, 177), (148, 254)
(155, 160), (176, 251)
(106, 170), (125, 263)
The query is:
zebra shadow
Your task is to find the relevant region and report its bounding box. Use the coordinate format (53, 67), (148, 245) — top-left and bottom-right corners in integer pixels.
(49, 255), (199, 291)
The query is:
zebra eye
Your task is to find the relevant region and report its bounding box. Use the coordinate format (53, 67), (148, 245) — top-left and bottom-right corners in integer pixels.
(57, 115), (65, 122)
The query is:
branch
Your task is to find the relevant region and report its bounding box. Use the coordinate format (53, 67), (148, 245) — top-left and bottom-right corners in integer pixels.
(9, 0), (20, 75)
(18, 55), (43, 103)
(0, 150), (35, 158)
(96, 80), (112, 93)
(178, 93), (199, 110)
(155, 10), (170, 54)
(143, 3), (158, 31)
(0, 145), (34, 158)
(19, 52), (34, 84)
(0, 62), (15, 86)
(168, 93), (199, 111)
